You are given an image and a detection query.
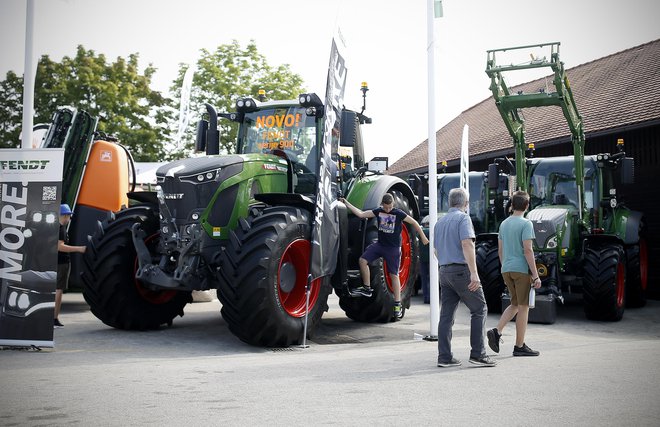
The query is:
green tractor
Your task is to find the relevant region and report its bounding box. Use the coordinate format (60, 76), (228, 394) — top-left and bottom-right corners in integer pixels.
(81, 84), (421, 347)
(485, 42), (647, 322)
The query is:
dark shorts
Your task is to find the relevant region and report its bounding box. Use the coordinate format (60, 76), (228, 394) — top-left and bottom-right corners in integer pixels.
(361, 242), (401, 275)
(57, 263), (70, 291)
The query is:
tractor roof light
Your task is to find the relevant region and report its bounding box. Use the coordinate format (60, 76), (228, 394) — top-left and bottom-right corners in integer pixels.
(527, 143), (535, 158)
(235, 97), (259, 113)
(617, 138), (625, 152)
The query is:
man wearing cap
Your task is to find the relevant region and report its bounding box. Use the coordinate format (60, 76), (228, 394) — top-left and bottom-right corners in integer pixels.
(55, 204), (86, 328)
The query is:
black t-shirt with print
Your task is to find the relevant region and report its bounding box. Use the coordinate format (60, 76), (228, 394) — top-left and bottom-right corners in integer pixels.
(371, 207), (407, 248)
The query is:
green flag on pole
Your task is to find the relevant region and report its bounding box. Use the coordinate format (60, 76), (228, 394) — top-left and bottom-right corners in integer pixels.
(434, 0), (443, 18)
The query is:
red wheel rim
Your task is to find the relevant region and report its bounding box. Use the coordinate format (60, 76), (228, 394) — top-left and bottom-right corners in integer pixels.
(640, 239), (648, 291)
(277, 239), (320, 317)
(384, 224), (412, 292)
(615, 262), (625, 308)
(134, 232), (178, 304)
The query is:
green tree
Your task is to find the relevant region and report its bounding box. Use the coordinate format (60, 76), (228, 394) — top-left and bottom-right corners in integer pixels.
(0, 71), (25, 148)
(0, 46), (171, 160)
(168, 40), (305, 158)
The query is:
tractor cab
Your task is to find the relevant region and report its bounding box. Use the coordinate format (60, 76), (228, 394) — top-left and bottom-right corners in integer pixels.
(237, 102), (321, 195)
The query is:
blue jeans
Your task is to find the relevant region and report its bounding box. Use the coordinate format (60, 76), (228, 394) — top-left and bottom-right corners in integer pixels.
(437, 264), (487, 361)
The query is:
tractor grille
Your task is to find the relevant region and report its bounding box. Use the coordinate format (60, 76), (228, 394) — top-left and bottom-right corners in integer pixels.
(159, 178), (219, 220)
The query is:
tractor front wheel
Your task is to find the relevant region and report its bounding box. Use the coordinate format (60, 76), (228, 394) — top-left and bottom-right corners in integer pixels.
(81, 206), (191, 330)
(583, 243), (626, 321)
(216, 206), (331, 347)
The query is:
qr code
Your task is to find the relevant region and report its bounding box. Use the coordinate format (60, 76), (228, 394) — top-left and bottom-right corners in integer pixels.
(42, 186), (57, 201)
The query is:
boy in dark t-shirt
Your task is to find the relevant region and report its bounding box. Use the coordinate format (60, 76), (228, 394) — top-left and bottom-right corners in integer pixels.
(55, 204), (86, 328)
(341, 193), (429, 319)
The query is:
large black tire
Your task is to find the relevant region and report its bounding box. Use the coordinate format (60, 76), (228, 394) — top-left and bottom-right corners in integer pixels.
(216, 206), (332, 347)
(583, 243), (626, 321)
(81, 206), (192, 330)
(338, 190), (420, 322)
(476, 240), (505, 313)
(625, 238), (648, 308)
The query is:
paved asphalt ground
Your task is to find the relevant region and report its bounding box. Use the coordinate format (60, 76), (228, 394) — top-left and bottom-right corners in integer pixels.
(2, 291), (659, 426)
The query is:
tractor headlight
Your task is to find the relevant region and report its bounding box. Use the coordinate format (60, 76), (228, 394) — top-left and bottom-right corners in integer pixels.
(180, 168), (221, 184)
(537, 263), (549, 278)
(546, 235), (557, 249)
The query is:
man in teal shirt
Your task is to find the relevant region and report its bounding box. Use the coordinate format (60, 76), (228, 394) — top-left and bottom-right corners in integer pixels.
(487, 191), (541, 357)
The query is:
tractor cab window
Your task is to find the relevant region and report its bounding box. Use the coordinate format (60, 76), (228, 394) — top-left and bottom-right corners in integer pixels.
(241, 107), (319, 174)
(437, 174), (487, 234)
(529, 159), (596, 210)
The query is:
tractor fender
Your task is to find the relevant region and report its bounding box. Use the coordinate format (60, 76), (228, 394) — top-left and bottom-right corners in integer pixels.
(582, 234), (624, 251)
(621, 209), (644, 245)
(360, 175), (420, 220)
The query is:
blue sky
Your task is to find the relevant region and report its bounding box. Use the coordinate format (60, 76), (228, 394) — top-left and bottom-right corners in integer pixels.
(2, 0), (659, 164)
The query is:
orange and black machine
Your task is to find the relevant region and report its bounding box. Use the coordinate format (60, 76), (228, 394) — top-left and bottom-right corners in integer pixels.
(41, 108), (135, 288)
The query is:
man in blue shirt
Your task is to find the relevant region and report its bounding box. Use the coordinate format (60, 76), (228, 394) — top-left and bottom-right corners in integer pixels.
(434, 188), (495, 367)
(487, 191), (541, 356)
(341, 193), (429, 320)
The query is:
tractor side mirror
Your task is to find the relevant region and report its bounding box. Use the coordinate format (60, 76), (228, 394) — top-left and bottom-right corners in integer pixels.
(340, 110), (357, 147)
(488, 163), (499, 189)
(195, 119), (208, 153)
(621, 157), (634, 184)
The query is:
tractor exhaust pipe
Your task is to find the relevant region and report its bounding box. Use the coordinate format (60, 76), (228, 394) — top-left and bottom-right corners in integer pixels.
(204, 103), (219, 155)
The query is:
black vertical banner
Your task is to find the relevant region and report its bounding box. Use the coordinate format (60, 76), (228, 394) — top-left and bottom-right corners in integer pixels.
(310, 34), (347, 279)
(0, 149), (64, 347)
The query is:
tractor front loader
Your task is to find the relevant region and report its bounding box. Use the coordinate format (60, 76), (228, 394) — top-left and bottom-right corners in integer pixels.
(485, 42), (646, 322)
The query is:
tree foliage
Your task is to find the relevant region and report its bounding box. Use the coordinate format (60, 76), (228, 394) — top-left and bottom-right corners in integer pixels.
(1, 46), (170, 160)
(168, 40), (305, 157)
(1, 41), (305, 161)
(0, 71), (25, 149)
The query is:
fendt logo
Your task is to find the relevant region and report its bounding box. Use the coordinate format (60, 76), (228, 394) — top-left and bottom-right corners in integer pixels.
(0, 160), (50, 170)
(163, 193), (184, 200)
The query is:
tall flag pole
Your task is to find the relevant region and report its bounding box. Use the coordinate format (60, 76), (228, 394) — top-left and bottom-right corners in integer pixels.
(21, 0), (36, 149)
(427, 0), (443, 338)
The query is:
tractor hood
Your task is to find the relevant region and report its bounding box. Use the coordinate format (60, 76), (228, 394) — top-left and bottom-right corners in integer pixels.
(154, 153), (290, 235)
(526, 207), (571, 250)
(156, 155), (245, 181)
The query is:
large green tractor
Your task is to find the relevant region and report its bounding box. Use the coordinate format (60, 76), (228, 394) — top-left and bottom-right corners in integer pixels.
(81, 86), (421, 347)
(485, 42), (647, 322)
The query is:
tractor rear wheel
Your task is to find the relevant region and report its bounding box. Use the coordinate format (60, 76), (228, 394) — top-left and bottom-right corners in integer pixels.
(476, 240), (504, 313)
(625, 238), (648, 308)
(216, 206), (331, 347)
(338, 190), (419, 322)
(583, 243), (626, 321)
(81, 206), (191, 330)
